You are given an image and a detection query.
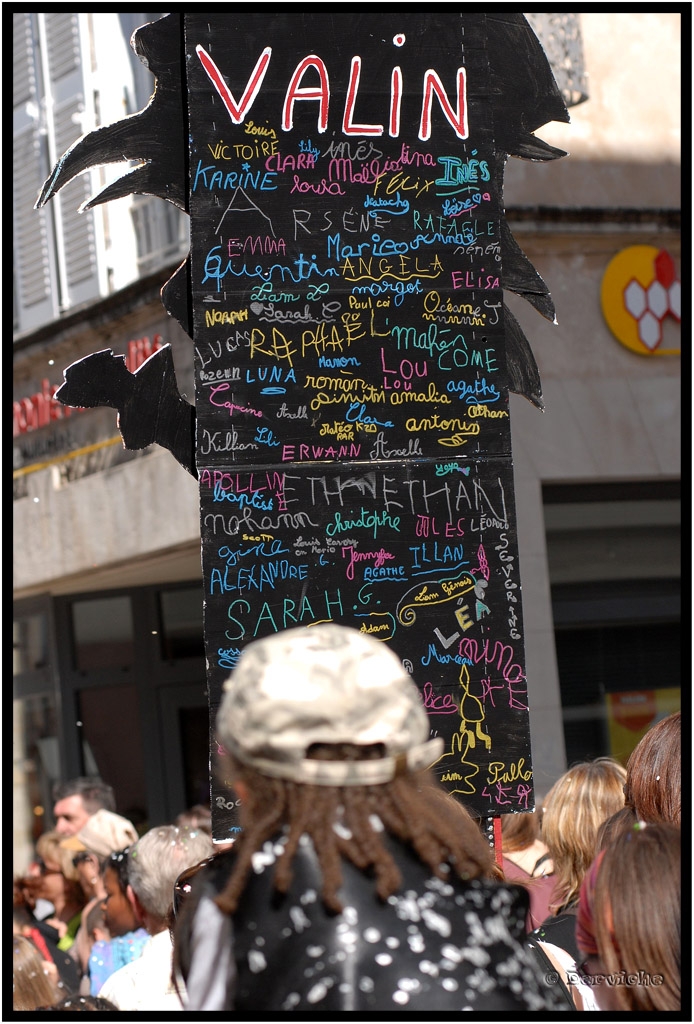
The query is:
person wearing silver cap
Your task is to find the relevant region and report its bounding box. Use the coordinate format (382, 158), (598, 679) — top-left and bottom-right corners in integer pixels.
(174, 624), (569, 1013)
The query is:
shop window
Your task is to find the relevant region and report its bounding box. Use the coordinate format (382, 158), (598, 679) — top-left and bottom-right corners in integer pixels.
(179, 704), (210, 810)
(159, 587), (204, 660)
(553, 613), (680, 764)
(77, 683), (147, 827)
(543, 481), (680, 768)
(72, 595), (134, 671)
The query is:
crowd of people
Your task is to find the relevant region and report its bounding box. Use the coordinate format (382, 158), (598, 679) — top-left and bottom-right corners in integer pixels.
(13, 625), (682, 1013)
(13, 779), (215, 1011)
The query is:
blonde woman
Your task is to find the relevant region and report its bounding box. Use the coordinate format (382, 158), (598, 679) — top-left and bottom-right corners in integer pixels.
(526, 757), (627, 1010)
(34, 830), (87, 955)
(13, 934), (62, 1010)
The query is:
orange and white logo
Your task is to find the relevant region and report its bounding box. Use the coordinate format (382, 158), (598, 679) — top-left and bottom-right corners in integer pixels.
(600, 245), (680, 356)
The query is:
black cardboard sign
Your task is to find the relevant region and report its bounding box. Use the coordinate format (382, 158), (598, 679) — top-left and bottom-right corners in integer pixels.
(184, 13), (534, 839)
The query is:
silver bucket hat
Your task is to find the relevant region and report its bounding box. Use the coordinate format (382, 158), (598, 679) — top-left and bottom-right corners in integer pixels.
(216, 624), (443, 786)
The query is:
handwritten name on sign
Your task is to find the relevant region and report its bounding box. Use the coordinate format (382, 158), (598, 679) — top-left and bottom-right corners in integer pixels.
(200, 462), (531, 830)
(185, 13), (531, 838)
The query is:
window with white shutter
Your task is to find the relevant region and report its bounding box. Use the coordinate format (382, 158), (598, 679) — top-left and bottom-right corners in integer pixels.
(13, 14), (59, 333)
(52, 96), (98, 299)
(45, 12), (81, 81)
(13, 12), (187, 336)
(13, 13), (36, 108)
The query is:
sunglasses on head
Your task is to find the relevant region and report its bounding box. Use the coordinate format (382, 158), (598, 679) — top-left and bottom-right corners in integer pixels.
(72, 851), (93, 869)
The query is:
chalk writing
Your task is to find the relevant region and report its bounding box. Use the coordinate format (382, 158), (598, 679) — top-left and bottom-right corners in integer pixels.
(182, 11), (560, 831)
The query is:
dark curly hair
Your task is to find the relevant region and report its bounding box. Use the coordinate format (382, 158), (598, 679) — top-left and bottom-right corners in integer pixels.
(102, 846), (131, 891)
(214, 746), (495, 915)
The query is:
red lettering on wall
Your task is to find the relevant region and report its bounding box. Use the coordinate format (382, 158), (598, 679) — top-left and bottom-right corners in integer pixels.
(12, 379), (74, 437)
(126, 334), (164, 373)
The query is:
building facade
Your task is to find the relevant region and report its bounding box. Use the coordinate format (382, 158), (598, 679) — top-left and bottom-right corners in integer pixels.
(13, 13), (681, 872)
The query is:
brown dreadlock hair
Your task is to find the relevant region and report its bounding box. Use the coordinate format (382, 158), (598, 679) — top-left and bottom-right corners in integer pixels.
(214, 744), (495, 916)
